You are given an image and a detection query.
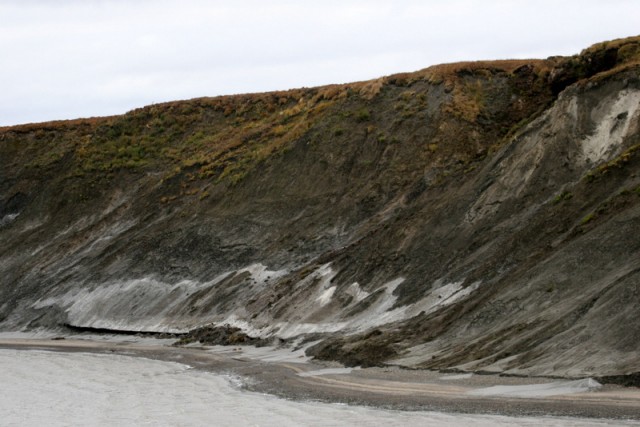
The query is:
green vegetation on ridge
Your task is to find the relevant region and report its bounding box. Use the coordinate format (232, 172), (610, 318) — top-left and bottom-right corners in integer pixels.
(1, 36), (639, 203)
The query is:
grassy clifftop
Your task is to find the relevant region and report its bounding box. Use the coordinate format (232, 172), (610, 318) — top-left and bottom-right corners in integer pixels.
(3, 36), (638, 198)
(0, 58), (555, 212)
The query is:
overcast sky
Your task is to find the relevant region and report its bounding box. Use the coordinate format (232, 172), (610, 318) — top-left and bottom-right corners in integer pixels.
(1, 1), (639, 126)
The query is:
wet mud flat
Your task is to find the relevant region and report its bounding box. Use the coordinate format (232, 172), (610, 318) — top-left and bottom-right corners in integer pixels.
(1, 337), (639, 421)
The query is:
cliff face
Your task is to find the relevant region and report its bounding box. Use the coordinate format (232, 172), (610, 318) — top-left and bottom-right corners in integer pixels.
(1, 36), (639, 377)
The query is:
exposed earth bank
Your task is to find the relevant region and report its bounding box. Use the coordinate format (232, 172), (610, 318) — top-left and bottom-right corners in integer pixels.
(1, 36), (640, 379)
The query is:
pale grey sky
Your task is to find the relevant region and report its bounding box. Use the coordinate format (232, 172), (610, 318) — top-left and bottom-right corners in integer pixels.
(1, 0), (639, 126)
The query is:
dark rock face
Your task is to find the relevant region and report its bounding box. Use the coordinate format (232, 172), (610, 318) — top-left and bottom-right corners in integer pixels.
(598, 372), (640, 388)
(1, 36), (639, 377)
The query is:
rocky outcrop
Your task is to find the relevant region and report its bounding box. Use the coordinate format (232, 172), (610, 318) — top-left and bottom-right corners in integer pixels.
(174, 324), (270, 347)
(1, 36), (639, 378)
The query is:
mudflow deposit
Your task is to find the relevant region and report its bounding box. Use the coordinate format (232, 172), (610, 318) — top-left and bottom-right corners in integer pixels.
(1, 36), (640, 382)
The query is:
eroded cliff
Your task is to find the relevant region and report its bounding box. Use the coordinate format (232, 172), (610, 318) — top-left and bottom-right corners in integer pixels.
(1, 36), (639, 378)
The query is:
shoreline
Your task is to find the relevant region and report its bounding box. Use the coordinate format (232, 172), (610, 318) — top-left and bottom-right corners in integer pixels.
(1, 337), (639, 421)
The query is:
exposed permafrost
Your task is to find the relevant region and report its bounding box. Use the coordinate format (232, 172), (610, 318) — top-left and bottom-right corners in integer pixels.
(345, 282), (369, 302)
(29, 256), (481, 342)
(238, 263), (287, 284)
(582, 89), (640, 163)
(343, 279), (481, 332)
(31, 263), (287, 333)
(317, 286), (336, 306)
(267, 274), (480, 339)
(33, 277), (202, 333)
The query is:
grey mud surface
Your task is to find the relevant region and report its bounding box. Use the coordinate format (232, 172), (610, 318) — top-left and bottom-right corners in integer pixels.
(1, 337), (639, 421)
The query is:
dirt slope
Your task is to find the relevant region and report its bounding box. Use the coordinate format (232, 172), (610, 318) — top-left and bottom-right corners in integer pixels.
(1, 36), (639, 378)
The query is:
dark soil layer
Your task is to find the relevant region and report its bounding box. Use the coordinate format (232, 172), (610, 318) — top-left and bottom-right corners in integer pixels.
(174, 324), (274, 347)
(598, 372), (640, 388)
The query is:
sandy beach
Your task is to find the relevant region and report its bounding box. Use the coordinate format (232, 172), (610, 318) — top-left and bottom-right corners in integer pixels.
(1, 336), (639, 421)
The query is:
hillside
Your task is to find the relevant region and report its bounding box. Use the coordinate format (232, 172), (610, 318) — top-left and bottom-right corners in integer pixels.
(1, 36), (639, 379)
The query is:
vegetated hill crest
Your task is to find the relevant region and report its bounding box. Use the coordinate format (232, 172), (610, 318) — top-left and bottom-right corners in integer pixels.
(1, 35), (640, 379)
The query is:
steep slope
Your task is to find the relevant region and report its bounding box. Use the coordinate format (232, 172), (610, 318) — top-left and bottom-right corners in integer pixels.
(1, 36), (639, 378)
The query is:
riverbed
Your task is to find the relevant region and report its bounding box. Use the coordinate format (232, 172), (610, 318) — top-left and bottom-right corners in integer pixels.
(1, 335), (638, 426)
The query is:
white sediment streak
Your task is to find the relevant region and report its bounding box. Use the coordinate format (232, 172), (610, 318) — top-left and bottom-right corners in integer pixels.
(468, 378), (602, 398)
(316, 286), (336, 306)
(30, 263), (288, 333)
(238, 263), (287, 284)
(28, 260), (479, 342)
(270, 276), (480, 339)
(582, 89), (640, 163)
(440, 373), (473, 380)
(0, 213), (19, 226)
(298, 367), (359, 377)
